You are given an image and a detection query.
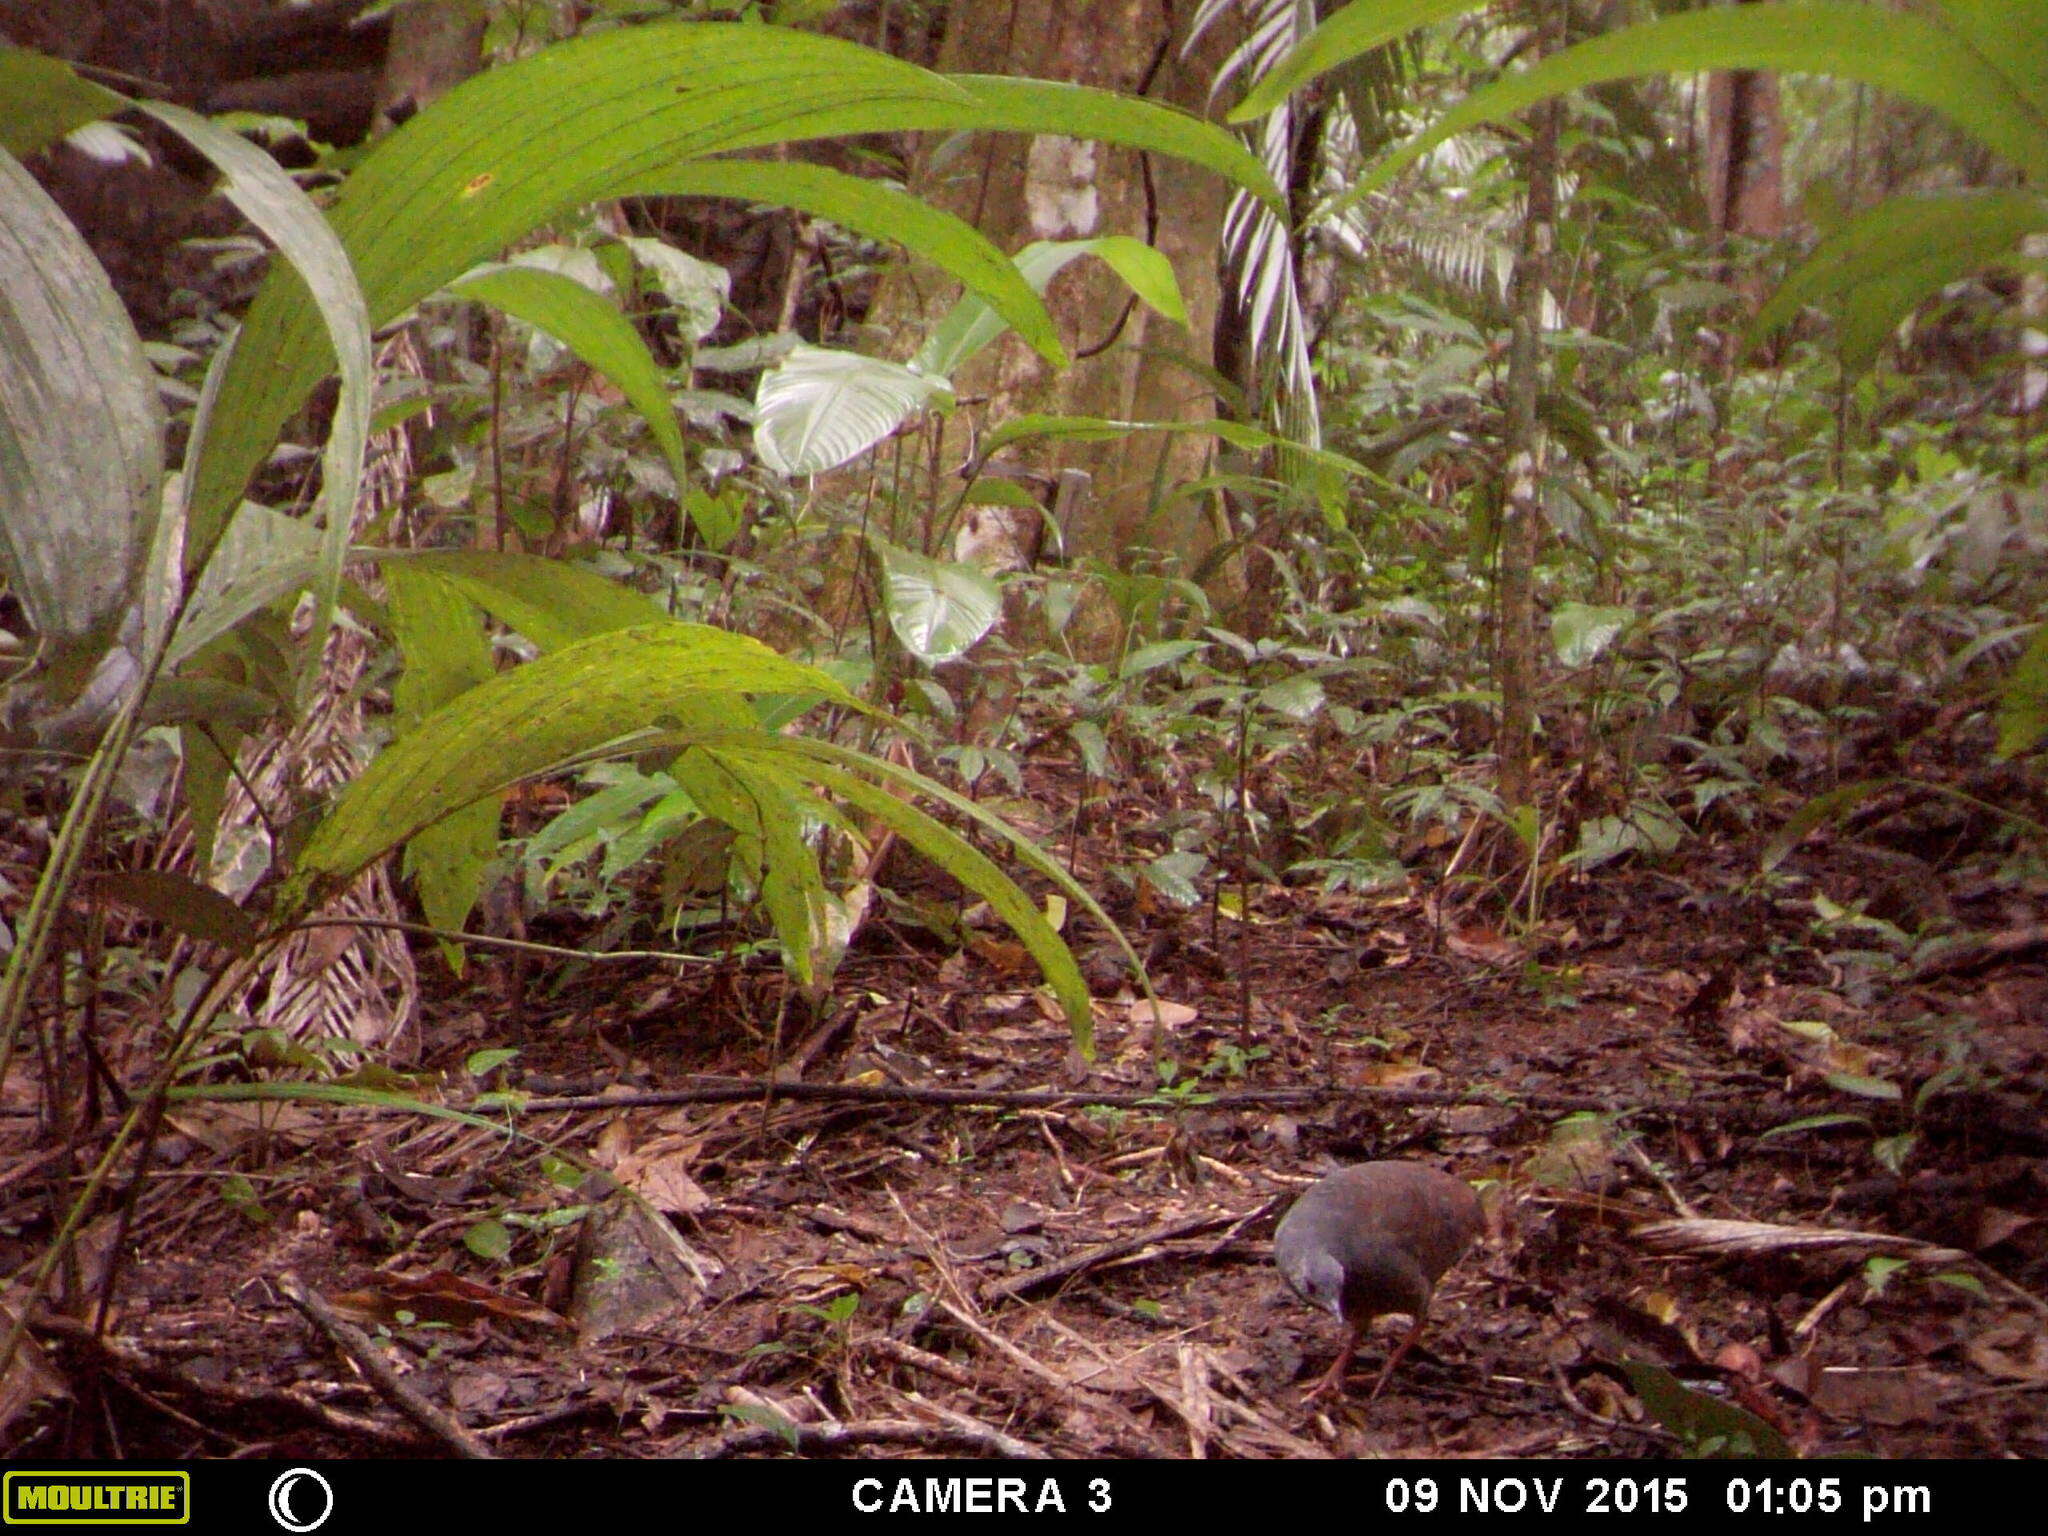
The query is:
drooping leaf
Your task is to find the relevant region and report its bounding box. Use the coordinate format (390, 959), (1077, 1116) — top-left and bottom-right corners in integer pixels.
(914, 236), (1187, 379)
(386, 563), (499, 958)
(1314, 3), (2048, 218)
(283, 623), (854, 915)
(0, 149), (162, 674)
(446, 260), (692, 498)
(1749, 190), (2048, 370)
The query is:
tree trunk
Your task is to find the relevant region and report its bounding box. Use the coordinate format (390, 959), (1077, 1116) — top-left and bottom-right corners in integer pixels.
(1496, 3), (1561, 813)
(871, 0), (1235, 568)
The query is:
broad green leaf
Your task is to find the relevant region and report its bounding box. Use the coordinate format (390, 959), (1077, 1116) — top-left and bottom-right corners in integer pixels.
(389, 549), (670, 652)
(754, 344), (949, 475)
(869, 536), (1002, 663)
(1231, 0), (1483, 121)
(386, 563), (499, 957)
(1143, 849), (1208, 906)
(1996, 625), (2048, 760)
(1321, 4), (2048, 219)
(914, 236), (1185, 378)
(1618, 1361), (1792, 1460)
(645, 160), (1060, 365)
(446, 260), (691, 497)
(1750, 190), (2048, 370)
(1120, 639), (1207, 678)
(284, 623), (853, 914)
(0, 47), (126, 156)
(1550, 602), (1634, 667)
(0, 147), (162, 669)
(948, 75), (1282, 213)
(188, 23), (1282, 541)
(618, 235), (728, 342)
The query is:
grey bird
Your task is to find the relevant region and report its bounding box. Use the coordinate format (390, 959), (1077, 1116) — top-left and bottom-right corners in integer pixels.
(1273, 1161), (1483, 1400)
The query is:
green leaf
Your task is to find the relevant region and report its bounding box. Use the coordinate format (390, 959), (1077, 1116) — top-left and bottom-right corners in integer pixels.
(1256, 675), (1326, 720)
(1321, 3), (2048, 221)
(1749, 190), (2048, 371)
(283, 623), (854, 915)
(1550, 602), (1635, 668)
(446, 260), (692, 499)
(166, 504), (324, 667)
(1759, 779), (1895, 872)
(0, 147), (163, 664)
(1826, 1073), (1903, 1102)
(1120, 640), (1207, 678)
(1143, 850), (1207, 906)
(649, 160), (1060, 365)
(464, 1218), (513, 1261)
(753, 344), (949, 475)
(187, 22), (1282, 541)
(914, 236), (1185, 379)
(869, 536), (1002, 663)
(386, 563), (499, 957)
(389, 549), (670, 652)
(949, 74), (1281, 211)
(1617, 1360), (1792, 1460)
(1995, 624), (2048, 760)
(771, 751), (1094, 1050)
(0, 47), (126, 156)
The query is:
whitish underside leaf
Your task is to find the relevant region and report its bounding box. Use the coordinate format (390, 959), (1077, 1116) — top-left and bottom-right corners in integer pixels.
(869, 536), (1003, 663)
(141, 101), (371, 696)
(753, 344), (949, 475)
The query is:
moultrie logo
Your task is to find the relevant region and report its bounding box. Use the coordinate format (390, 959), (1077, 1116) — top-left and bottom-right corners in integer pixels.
(3, 1471), (189, 1525)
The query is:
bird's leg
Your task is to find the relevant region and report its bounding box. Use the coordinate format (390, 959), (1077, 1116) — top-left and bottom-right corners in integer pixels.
(1367, 1311), (1430, 1401)
(1304, 1321), (1361, 1401)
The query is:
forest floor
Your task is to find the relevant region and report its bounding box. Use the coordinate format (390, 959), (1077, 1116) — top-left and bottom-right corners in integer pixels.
(5, 699), (2047, 1461)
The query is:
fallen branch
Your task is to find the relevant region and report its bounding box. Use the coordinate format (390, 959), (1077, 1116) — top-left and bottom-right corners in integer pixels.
(277, 1273), (495, 1459)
